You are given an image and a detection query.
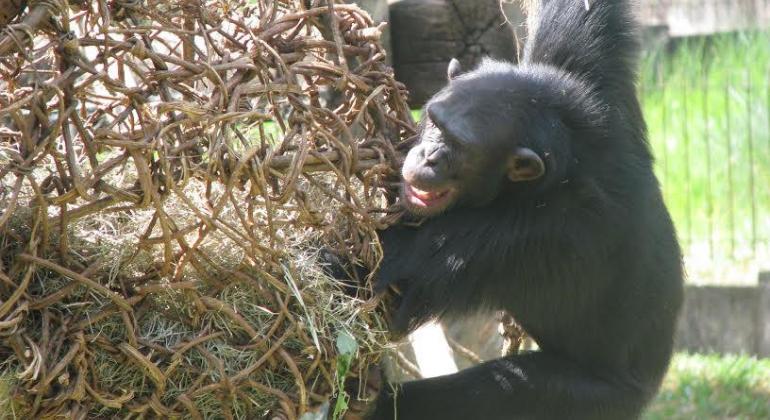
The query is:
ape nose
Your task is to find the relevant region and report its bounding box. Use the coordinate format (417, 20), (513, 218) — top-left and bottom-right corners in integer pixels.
(422, 144), (442, 167)
(424, 151), (439, 167)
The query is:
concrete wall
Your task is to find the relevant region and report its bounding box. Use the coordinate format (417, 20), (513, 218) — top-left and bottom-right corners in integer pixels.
(675, 280), (768, 356)
(637, 0), (770, 37)
(674, 273), (770, 356)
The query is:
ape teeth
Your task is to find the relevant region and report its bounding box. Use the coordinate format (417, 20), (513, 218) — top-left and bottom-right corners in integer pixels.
(408, 185), (447, 201)
(411, 186), (433, 199)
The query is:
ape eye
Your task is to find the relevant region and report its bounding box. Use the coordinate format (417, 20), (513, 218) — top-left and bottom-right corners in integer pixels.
(424, 116), (466, 148)
(443, 133), (465, 148)
(425, 118), (454, 141)
(425, 118), (440, 134)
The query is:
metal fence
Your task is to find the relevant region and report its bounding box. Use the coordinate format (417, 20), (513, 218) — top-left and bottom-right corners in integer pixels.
(637, 28), (769, 282)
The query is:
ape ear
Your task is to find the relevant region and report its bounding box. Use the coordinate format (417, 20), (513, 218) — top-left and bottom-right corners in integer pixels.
(507, 148), (545, 182)
(447, 58), (462, 80)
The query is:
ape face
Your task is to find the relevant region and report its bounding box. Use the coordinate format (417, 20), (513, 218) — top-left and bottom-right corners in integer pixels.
(400, 61), (546, 217)
(400, 116), (482, 216)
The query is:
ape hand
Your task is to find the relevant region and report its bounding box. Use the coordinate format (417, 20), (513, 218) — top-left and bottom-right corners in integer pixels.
(364, 380), (398, 420)
(374, 257), (438, 338)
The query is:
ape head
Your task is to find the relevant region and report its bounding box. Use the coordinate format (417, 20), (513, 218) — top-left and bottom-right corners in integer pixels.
(400, 58), (600, 217)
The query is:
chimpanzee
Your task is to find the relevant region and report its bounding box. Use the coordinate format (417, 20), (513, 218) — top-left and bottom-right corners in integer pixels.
(355, 0), (684, 419)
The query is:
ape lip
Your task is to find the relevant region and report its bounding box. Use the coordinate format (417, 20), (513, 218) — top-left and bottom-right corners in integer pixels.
(404, 184), (452, 208)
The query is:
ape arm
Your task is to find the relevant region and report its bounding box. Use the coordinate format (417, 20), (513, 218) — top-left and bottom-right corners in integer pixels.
(369, 351), (648, 420)
(375, 212), (504, 336)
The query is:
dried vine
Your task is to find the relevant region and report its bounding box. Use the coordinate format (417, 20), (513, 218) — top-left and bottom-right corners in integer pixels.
(0, 0), (413, 418)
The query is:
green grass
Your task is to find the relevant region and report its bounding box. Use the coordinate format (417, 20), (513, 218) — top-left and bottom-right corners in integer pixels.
(645, 353), (770, 419)
(639, 31), (770, 282)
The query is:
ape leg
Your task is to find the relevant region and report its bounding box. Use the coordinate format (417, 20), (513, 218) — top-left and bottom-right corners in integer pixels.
(370, 352), (650, 420)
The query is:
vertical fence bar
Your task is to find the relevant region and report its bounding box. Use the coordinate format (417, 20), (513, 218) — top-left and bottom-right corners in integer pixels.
(746, 68), (757, 253)
(762, 66), (770, 252)
(682, 78), (692, 248)
(724, 77), (735, 258)
(660, 78), (669, 194)
(703, 73), (714, 260)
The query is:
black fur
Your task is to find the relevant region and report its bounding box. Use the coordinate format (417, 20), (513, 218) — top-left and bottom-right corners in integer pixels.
(365, 1), (684, 419)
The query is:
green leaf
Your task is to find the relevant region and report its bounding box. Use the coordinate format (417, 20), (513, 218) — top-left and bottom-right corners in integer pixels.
(332, 330), (359, 419)
(336, 330), (358, 356)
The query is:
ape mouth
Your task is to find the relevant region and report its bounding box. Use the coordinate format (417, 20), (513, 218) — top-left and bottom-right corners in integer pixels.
(403, 183), (454, 211)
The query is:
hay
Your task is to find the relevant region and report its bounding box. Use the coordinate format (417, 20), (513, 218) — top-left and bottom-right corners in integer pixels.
(0, 0), (413, 418)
